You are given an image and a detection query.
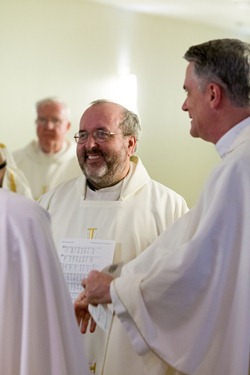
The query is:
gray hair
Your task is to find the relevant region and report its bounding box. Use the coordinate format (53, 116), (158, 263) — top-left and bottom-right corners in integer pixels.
(36, 97), (71, 119)
(90, 99), (141, 142)
(184, 38), (250, 107)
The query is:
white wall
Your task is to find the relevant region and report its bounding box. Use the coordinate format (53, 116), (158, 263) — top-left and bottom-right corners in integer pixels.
(1, 0), (248, 206)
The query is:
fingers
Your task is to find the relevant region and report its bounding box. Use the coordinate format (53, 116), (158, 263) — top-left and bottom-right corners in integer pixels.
(74, 292), (88, 326)
(74, 296), (95, 334)
(75, 269), (114, 334)
(89, 317), (97, 333)
(80, 311), (93, 334)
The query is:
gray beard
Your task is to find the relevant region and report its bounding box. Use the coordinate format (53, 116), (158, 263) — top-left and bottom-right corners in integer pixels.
(81, 159), (127, 189)
(83, 163), (109, 185)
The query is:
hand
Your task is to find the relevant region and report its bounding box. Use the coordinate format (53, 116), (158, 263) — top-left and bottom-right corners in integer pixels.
(74, 290), (97, 333)
(82, 270), (114, 305)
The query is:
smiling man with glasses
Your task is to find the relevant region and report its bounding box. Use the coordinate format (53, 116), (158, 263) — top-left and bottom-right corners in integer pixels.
(74, 99), (140, 192)
(13, 97), (80, 199)
(39, 99), (188, 375)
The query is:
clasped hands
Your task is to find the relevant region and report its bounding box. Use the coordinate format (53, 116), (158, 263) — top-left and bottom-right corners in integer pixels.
(74, 270), (114, 333)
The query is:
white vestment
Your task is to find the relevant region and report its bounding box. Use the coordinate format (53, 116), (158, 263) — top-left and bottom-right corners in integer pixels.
(0, 189), (89, 375)
(0, 143), (33, 198)
(111, 119), (250, 375)
(13, 139), (80, 199)
(39, 155), (188, 375)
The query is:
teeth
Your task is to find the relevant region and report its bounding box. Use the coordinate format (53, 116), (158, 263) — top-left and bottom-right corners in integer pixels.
(88, 155), (100, 159)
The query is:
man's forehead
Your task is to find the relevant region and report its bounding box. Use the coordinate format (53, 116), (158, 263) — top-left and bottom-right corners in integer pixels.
(38, 103), (68, 117)
(39, 103), (61, 111)
(81, 104), (123, 125)
(183, 63), (196, 85)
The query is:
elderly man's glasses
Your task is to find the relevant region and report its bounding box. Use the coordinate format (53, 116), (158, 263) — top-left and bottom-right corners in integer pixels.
(74, 130), (120, 144)
(36, 118), (64, 127)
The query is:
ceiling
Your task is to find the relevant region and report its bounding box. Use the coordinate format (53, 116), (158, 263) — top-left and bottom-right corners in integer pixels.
(91, 0), (250, 36)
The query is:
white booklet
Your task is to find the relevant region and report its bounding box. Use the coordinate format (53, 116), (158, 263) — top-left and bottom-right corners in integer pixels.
(59, 238), (115, 332)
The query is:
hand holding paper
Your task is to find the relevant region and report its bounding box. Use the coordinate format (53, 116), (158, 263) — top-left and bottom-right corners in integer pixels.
(74, 290), (96, 333)
(74, 270), (114, 333)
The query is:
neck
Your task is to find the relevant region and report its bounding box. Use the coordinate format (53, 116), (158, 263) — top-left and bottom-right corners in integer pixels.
(87, 180), (97, 191)
(206, 108), (250, 144)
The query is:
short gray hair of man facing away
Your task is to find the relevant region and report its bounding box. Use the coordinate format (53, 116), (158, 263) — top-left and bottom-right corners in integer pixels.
(184, 38), (250, 107)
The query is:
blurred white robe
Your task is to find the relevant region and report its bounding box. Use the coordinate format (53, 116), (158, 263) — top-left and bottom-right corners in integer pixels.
(111, 119), (250, 375)
(0, 189), (89, 375)
(13, 140), (80, 199)
(0, 143), (33, 198)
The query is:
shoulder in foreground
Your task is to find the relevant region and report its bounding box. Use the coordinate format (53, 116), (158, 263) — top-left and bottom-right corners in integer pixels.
(0, 189), (48, 221)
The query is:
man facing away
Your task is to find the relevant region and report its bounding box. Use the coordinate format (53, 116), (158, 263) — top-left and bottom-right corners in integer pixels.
(0, 188), (89, 375)
(39, 99), (189, 375)
(76, 39), (250, 375)
(13, 97), (80, 199)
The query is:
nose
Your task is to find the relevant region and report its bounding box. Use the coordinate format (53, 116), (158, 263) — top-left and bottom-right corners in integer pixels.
(182, 98), (188, 112)
(45, 120), (56, 129)
(84, 133), (97, 148)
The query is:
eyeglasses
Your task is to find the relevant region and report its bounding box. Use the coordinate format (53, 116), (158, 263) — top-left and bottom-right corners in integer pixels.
(74, 130), (120, 144)
(36, 118), (64, 127)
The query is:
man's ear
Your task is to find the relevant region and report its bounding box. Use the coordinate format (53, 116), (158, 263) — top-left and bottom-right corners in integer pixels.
(127, 136), (137, 156)
(208, 83), (223, 108)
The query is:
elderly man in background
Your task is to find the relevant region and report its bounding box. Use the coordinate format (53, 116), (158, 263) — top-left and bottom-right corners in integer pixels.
(39, 99), (188, 375)
(0, 143), (32, 198)
(13, 97), (80, 199)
